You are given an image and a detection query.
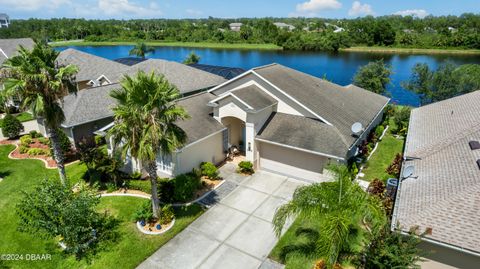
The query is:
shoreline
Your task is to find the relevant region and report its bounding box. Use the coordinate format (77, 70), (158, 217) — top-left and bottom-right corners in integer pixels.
(341, 46), (480, 55)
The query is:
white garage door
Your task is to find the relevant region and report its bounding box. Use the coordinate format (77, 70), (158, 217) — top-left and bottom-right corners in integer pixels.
(259, 142), (328, 182)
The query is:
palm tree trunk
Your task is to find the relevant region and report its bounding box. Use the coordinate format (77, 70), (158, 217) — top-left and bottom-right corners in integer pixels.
(145, 160), (161, 219)
(48, 127), (67, 186)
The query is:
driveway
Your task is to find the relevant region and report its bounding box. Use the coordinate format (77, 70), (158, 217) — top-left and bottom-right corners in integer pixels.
(0, 119), (40, 140)
(137, 170), (308, 269)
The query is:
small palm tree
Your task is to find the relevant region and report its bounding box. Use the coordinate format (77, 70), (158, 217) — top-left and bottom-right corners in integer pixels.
(108, 71), (188, 219)
(129, 42), (155, 59)
(273, 165), (386, 268)
(2, 42), (78, 185)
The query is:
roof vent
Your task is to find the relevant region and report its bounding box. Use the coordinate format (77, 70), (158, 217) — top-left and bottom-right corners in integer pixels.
(469, 141), (480, 150)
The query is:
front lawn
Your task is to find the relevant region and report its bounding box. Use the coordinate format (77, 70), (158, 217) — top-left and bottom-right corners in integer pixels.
(0, 112), (34, 126)
(0, 145), (203, 269)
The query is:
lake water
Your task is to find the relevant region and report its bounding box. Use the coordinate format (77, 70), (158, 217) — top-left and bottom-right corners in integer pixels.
(55, 45), (480, 107)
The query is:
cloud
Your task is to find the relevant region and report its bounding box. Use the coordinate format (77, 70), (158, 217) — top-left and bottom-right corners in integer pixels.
(348, 1), (374, 17)
(98, 0), (162, 18)
(0, 0), (71, 11)
(186, 9), (203, 17)
(292, 0), (342, 16)
(393, 9), (429, 18)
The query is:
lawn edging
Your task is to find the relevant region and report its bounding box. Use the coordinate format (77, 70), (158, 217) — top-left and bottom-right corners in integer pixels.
(5, 141), (80, 169)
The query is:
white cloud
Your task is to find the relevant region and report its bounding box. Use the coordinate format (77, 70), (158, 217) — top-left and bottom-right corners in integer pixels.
(0, 0), (71, 11)
(393, 9), (429, 18)
(98, 0), (162, 18)
(292, 0), (342, 16)
(348, 1), (374, 17)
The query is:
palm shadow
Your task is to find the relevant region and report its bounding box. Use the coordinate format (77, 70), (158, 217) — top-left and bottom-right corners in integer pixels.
(279, 227), (320, 263)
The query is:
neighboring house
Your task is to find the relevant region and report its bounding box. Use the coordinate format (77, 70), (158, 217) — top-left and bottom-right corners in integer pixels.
(0, 38), (35, 108)
(325, 23), (345, 33)
(392, 91), (480, 268)
(187, 63), (246, 80)
(229, 23), (243, 32)
(0, 14), (9, 28)
(273, 22), (296, 31)
(101, 63), (388, 181)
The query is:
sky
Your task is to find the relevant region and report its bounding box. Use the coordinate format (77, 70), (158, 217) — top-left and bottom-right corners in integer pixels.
(0, 0), (479, 20)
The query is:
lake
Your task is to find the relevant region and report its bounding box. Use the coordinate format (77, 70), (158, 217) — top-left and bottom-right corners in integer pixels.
(55, 45), (480, 107)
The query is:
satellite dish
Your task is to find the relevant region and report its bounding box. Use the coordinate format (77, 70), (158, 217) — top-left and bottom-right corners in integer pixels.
(402, 165), (415, 179)
(351, 122), (363, 135)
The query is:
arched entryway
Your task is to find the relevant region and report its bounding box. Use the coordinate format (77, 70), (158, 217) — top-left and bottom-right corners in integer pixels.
(221, 116), (246, 153)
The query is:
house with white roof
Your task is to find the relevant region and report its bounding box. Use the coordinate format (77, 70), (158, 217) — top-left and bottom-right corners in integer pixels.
(0, 14), (9, 28)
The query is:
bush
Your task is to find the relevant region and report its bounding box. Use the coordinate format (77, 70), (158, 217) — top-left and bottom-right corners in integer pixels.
(131, 171), (143, 180)
(105, 182), (118, 193)
(1, 114), (24, 138)
(374, 125), (385, 139)
(200, 162), (219, 179)
(20, 135), (33, 146)
(50, 128), (72, 157)
(158, 178), (175, 203)
(172, 173), (201, 202)
(19, 145), (29, 154)
(238, 161), (254, 174)
(29, 130), (42, 138)
(38, 137), (49, 145)
(94, 135), (105, 146)
(160, 204), (175, 225)
(27, 148), (49, 156)
(132, 200), (155, 223)
(386, 153), (403, 177)
(128, 180), (151, 194)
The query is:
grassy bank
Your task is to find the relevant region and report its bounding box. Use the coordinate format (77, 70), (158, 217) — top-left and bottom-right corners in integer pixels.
(342, 46), (480, 55)
(50, 40), (282, 50)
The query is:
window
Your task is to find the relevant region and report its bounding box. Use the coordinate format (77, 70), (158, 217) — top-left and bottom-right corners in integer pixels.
(222, 129), (229, 152)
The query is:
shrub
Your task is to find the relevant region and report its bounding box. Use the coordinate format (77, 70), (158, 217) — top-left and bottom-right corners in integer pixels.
(20, 135), (32, 146)
(172, 173), (201, 202)
(238, 161), (254, 174)
(200, 162), (219, 179)
(132, 200), (155, 223)
(105, 182), (118, 193)
(160, 204), (175, 225)
(38, 137), (49, 145)
(158, 178), (175, 203)
(386, 153), (403, 177)
(27, 148), (49, 156)
(375, 125), (385, 138)
(1, 114), (24, 138)
(128, 179), (151, 194)
(49, 128), (72, 157)
(19, 145), (29, 154)
(131, 171), (143, 180)
(94, 135), (105, 146)
(29, 130), (42, 138)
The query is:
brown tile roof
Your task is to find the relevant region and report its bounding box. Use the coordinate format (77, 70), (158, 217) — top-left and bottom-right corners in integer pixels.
(393, 90), (480, 254)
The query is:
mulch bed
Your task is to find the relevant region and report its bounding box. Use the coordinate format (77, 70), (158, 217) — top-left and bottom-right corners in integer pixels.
(194, 176), (223, 199)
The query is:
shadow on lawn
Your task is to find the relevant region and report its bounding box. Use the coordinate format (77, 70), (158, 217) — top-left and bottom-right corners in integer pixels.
(279, 227), (319, 263)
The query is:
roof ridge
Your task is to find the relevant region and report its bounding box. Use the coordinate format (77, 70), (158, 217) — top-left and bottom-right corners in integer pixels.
(409, 121), (480, 158)
(252, 63), (278, 71)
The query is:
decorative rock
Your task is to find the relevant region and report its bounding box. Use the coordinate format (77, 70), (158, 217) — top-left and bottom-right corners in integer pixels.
(156, 224), (161, 230)
(140, 220), (146, 226)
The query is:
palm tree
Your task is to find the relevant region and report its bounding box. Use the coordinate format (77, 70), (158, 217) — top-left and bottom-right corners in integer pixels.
(272, 165), (386, 268)
(129, 42), (155, 59)
(108, 71), (188, 219)
(2, 42), (78, 185)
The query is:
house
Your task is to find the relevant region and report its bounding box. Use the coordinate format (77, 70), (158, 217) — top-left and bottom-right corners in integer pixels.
(392, 91), (480, 268)
(100, 63), (388, 181)
(229, 23), (243, 32)
(37, 49), (227, 146)
(273, 22), (295, 31)
(0, 14), (9, 28)
(0, 38), (35, 108)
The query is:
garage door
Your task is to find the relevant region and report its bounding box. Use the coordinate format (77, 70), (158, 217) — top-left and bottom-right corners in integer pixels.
(259, 142), (328, 182)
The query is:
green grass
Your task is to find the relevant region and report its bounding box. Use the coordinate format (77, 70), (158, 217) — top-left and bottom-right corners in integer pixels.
(0, 145), (204, 269)
(50, 40), (282, 50)
(342, 46), (480, 55)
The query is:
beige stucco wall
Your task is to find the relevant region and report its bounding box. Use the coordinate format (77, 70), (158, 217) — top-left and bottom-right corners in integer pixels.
(221, 117), (244, 148)
(258, 142), (328, 181)
(216, 98), (247, 122)
(418, 241), (480, 269)
(174, 131), (226, 175)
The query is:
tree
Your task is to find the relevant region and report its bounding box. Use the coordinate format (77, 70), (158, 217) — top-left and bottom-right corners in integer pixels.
(183, 51), (200, 64)
(129, 42), (155, 59)
(353, 60), (392, 95)
(16, 179), (117, 260)
(1, 114), (24, 138)
(3, 43), (78, 185)
(273, 165), (386, 268)
(108, 71), (188, 219)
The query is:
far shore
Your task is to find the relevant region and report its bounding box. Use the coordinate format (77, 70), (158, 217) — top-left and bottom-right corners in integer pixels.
(49, 40), (480, 55)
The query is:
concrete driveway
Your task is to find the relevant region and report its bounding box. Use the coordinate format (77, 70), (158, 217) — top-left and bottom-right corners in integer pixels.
(0, 119), (40, 140)
(137, 170), (308, 269)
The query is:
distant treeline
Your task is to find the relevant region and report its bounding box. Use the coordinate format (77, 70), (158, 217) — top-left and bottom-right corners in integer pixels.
(1, 14), (479, 51)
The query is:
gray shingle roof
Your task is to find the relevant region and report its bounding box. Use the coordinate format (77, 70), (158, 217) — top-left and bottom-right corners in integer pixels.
(176, 92), (226, 145)
(117, 59), (226, 94)
(393, 90), (480, 254)
(231, 85), (277, 111)
(257, 112), (349, 158)
(57, 49), (128, 82)
(0, 38), (34, 65)
(253, 64), (390, 146)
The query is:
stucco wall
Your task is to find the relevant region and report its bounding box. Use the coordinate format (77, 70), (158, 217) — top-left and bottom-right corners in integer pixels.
(418, 241), (480, 269)
(174, 131), (226, 175)
(221, 117), (244, 148)
(347, 109), (385, 159)
(258, 141), (328, 181)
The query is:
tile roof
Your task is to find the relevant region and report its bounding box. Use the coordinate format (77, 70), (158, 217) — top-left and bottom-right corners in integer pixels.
(57, 49), (128, 82)
(0, 38), (34, 65)
(257, 112), (349, 159)
(253, 64), (390, 147)
(231, 84), (277, 112)
(393, 90), (480, 254)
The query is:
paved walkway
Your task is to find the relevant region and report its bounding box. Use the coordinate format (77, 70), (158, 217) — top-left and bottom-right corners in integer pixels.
(0, 119), (40, 140)
(137, 170), (308, 269)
